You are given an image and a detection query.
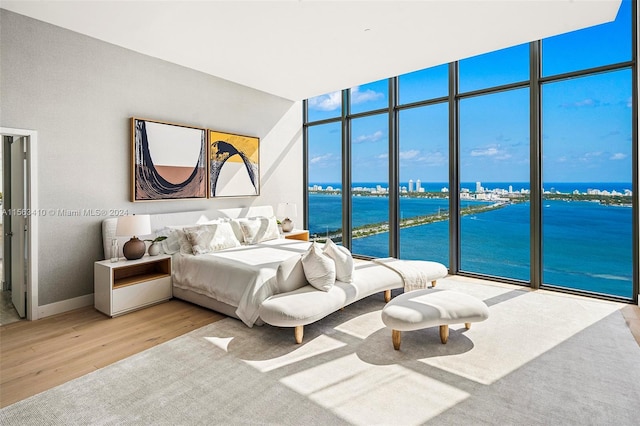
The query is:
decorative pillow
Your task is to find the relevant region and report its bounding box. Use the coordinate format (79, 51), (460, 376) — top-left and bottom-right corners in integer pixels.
(301, 242), (336, 291)
(323, 239), (354, 283)
(227, 219), (246, 244)
(238, 216), (280, 244)
(162, 226), (193, 255)
(276, 254), (309, 293)
(208, 221), (242, 251)
(183, 222), (242, 255)
(183, 225), (217, 255)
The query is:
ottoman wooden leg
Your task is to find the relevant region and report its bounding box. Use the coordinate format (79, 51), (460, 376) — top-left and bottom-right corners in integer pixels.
(392, 329), (402, 350)
(384, 290), (391, 302)
(439, 325), (449, 344)
(465, 322), (471, 329)
(431, 280), (437, 288)
(294, 325), (304, 344)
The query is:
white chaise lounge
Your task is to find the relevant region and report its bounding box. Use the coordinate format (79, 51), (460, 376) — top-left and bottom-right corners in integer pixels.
(259, 259), (449, 343)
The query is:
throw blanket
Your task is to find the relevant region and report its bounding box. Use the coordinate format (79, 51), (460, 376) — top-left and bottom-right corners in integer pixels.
(372, 257), (432, 291)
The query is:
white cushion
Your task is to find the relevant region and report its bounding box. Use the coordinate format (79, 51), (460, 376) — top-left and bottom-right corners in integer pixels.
(276, 255), (309, 293)
(301, 242), (336, 291)
(238, 216), (280, 244)
(227, 219), (246, 243)
(381, 289), (490, 331)
(161, 226), (193, 255)
(183, 222), (241, 255)
(323, 239), (354, 283)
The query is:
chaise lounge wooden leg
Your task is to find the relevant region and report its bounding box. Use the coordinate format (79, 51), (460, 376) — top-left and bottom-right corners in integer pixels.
(431, 280), (437, 288)
(294, 325), (304, 344)
(465, 322), (471, 329)
(384, 290), (391, 303)
(392, 329), (401, 350)
(439, 325), (449, 344)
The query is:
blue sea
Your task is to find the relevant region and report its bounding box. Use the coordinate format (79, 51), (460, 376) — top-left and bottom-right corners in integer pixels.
(309, 182), (634, 299)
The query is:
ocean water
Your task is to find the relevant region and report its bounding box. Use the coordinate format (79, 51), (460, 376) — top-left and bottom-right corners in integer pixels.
(308, 187), (634, 299)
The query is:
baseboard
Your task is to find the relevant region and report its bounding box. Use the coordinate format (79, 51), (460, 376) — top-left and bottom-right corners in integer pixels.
(38, 293), (94, 319)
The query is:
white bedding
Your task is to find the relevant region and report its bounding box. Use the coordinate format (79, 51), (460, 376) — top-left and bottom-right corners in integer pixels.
(172, 238), (311, 327)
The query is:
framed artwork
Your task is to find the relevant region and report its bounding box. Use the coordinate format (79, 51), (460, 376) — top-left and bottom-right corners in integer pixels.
(209, 130), (260, 197)
(131, 118), (207, 201)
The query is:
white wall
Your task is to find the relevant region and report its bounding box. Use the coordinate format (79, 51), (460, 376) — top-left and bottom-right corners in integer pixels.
(0, 9), (303, 309)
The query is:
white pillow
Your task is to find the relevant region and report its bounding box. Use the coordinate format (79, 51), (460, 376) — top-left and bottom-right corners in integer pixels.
(323, 239), (354, 283)
(238, 216), (280, 244)
(209, 221), (242, 251)
(183, 222), (242, 255)
(227, 219), (246, 243)
(276, 255), (309, 293)
(301, 242), (336, 291)
(183, 225), (217, 255)
(161, 226), (193, 255)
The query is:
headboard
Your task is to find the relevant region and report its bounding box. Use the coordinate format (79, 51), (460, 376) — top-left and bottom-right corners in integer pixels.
(101, 205), (275, 260)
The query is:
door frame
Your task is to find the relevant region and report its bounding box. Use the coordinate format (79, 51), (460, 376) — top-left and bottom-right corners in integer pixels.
(0, 127), (39, 320)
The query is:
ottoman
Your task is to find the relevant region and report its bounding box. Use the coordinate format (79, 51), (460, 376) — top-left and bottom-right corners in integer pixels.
(381, 289), (489, 350)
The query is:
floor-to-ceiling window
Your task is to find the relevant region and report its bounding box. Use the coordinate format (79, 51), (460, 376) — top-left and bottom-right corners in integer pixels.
(539, 0), (634, 298)
(397, 66), (450, 265)
(459, 87), (530, 281)
(304, 0), (637, 301)
(457, 44), (531, 281)
(307, 121), (343, 242)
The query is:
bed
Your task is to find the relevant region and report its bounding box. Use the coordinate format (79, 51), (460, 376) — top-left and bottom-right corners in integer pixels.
(102, 205), (449, 341)
(102, 206), (312, 325)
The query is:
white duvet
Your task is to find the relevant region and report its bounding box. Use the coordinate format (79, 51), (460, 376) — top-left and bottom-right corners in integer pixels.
(172, 238), (311, 327)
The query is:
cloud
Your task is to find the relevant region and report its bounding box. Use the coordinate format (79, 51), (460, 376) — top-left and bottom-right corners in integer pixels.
(559, 98), (603, 109)
(354, 130), (383, 143)
(310, 153), (334, 165)
(351, 86), (384, 104)
(308, 91), (341, 111)
(399, 149), (420, 160)
(470, 144), (512, 161)
(582, 151), (602, 160)
(377, 153), (388, 159)
(610, 153), (627, 160)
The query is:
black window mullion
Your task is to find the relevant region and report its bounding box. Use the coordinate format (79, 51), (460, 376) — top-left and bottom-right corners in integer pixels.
(530, 40), (542, 290)
(448, 61), (460, 274)
(388, 77), (399, 258)
(342, 89), (352, 250)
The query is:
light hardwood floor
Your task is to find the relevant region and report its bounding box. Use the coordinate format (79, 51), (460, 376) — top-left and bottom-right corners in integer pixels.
(1, 297), (639, 409)
(0, 299), (224, 408)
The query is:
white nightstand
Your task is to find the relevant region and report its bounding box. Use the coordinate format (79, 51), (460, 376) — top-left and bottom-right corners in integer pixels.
(94, 254), (172, 317)
(282, 229), (309, 242)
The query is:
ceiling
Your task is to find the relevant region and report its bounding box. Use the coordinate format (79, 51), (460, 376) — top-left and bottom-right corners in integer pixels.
(1, 1), (622, 101)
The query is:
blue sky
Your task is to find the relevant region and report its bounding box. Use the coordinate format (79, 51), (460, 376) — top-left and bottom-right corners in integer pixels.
(308, 0), (632, 185)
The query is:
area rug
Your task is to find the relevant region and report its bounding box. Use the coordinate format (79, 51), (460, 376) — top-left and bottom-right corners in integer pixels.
(2, 277), (639, 425)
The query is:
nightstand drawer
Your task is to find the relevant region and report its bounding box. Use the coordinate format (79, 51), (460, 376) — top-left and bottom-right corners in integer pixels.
(112, 276), (172, 315)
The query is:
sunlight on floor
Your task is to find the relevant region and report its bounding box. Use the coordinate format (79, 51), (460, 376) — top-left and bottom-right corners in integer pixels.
(420, 278), (623, 385)
(280, 353), (469, 425)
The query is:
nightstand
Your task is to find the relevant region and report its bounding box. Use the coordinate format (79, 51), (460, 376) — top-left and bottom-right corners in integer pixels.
(283, 229), (309, 241)
(94, 254), (172, 317)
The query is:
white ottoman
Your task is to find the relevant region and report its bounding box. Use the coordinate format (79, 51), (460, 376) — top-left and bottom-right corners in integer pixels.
(381, 289), (489, 350)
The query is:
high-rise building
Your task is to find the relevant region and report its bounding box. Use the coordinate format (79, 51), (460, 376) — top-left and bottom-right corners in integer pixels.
(408, 179), (414, 192)
(416, 179), (422, 192)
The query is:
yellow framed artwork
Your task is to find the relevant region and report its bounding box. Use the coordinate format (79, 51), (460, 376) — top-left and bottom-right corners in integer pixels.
(208, 130), (260, 197)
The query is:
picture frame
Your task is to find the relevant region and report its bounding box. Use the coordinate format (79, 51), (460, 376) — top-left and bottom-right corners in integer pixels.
(208, 130), (260, 197)
(131, 118), (207, 201)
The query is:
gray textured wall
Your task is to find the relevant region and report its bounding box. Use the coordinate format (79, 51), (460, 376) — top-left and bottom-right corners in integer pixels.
(0, 9), (303, 307)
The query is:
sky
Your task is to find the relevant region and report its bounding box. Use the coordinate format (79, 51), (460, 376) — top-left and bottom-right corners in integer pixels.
(307, 0), (633, 185)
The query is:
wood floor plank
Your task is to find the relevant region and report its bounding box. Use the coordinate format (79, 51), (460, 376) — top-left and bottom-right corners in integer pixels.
(0, 299), (224, 408)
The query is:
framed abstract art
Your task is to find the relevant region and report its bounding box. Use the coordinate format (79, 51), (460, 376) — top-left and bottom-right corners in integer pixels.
(208, 130), (260, 197)
(131, 118), (207, 201)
